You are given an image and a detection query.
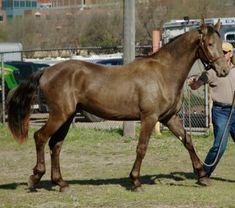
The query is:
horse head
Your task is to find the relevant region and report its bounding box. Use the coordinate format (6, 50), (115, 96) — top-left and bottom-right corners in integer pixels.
(197, 19), (230, 77)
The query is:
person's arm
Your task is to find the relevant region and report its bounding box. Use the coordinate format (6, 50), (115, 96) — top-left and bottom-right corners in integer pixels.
(188, 70), (211, 90)
(188, 76), (204, 90)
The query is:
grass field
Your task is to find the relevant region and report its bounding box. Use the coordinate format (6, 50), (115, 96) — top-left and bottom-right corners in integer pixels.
(0, 124), (235, 208)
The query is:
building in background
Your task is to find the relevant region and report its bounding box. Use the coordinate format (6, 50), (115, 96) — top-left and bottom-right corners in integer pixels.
(47, 1), (108, 8)
(1, 0), (117, 20)
(0, 0), (6, 22)
(37, 0), (115, 10)
(37, 0), (52, 9)
(2, 0), (37, 19)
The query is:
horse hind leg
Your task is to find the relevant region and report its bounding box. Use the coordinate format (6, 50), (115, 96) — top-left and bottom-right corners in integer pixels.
(28, 114), (69, 190)
(49, 114), (75, 192)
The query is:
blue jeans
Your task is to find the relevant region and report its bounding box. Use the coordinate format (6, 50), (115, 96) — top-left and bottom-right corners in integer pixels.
(203, 105), (235, 176)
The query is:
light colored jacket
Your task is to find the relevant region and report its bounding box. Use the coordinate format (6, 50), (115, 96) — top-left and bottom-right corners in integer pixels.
(199, 66), (235, 105)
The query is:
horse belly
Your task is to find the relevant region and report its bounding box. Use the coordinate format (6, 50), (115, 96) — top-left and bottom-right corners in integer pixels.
(81, 88), (140, 120)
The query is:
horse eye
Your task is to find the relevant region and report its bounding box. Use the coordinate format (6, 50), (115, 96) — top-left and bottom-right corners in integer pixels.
(208, 43), (213, 46)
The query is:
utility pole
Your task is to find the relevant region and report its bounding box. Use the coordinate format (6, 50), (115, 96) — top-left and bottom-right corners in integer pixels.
(80, 0), (84, 10)
(123, 0), (135, 138)
(1, 54), (5, 124)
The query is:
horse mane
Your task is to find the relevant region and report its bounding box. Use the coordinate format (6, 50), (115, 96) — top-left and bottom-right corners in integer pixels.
(148, 34), (183, 58)
(148, 25), (219, 58)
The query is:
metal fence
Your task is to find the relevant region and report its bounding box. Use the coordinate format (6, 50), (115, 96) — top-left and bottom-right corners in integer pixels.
(0, 46), (210, 133)
(180, 82), (209, 133)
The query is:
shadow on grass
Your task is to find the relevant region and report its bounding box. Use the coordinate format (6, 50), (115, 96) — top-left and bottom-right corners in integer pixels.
(1, 172), (234, 192)
(66, 172), (198, 190)
(0, 182), (26, 190)
(210, 176), (235, 183)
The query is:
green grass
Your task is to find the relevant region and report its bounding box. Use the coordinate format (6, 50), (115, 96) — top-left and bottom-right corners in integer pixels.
(0, 124), (235, 208)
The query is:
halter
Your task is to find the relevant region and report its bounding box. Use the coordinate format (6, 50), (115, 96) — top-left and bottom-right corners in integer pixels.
(197, 31), (224, 71)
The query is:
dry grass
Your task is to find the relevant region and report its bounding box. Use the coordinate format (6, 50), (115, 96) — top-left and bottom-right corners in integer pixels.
(0, 125), (235, 208)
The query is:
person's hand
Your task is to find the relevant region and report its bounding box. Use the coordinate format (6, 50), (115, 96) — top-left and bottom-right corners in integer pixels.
(187, 76), (197, 87)
(187, 75), (202, 90)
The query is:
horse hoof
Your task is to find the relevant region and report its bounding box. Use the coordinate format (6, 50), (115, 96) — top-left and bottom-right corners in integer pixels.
(28, 176), (35, 189)
(60, 185), (70, 193)
(197, 176), (211, 186)
(132, 186), (144, 192)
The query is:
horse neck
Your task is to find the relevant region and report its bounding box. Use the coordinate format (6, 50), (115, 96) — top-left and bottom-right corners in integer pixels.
(153, 31), (199, 87)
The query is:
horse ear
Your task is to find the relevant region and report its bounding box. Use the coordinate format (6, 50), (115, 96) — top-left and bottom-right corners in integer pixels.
(214, 19), (221, 32)
(199, 17), (208, 35)
(200, 23), (208, 35)
(201, 17), (205, 25)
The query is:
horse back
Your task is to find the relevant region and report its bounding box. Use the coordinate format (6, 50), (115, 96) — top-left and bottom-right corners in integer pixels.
(39, 59), (182, 120)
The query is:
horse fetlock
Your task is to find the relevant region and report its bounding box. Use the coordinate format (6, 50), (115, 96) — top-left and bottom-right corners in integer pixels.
(129, 170), (139, 181)
(52, 177), (69, 192)
(33, 167), (46, 176)
(51, 176), (65, 185)
(193, 165), (206, 177)
(129, 171), (142, 191)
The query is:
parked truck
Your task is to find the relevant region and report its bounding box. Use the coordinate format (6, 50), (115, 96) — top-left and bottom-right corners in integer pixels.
(162, 17), (235, 46)
(0, 42), (23, 62)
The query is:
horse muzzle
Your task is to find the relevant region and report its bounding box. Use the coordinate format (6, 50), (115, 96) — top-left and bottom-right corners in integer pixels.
(214, 60), (231, 77)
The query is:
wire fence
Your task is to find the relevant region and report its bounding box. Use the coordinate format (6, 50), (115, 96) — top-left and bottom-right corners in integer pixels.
(0, 46), (210, 133)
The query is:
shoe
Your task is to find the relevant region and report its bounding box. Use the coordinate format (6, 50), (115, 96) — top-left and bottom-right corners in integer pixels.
(197, 175), (211, 186)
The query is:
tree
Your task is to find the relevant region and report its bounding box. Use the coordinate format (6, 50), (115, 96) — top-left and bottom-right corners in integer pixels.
(79, 9), (123, 47)
(1, 0), (235, 50)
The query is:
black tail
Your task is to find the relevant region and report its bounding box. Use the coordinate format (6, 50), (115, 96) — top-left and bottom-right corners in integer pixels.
(7, 70), (44, 143)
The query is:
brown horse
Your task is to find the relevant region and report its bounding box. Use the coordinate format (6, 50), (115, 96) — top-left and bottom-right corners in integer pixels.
(8, 20), (229, 192)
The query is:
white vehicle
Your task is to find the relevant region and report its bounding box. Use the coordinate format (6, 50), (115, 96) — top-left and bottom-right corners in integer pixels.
(162, 17), (235, 50)
(0, 42), (23, 61)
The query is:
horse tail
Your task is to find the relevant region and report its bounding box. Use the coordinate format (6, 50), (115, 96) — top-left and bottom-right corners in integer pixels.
(7, 69), (45, 143)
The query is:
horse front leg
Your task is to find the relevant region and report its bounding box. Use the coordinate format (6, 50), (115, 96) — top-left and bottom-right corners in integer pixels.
(130, 115), (157, 191)
(164, 114), (208, 182)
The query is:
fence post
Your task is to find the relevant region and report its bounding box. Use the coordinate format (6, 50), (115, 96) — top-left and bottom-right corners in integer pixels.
(1, 54), (5, 124)
(123, 0), (135, 138)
